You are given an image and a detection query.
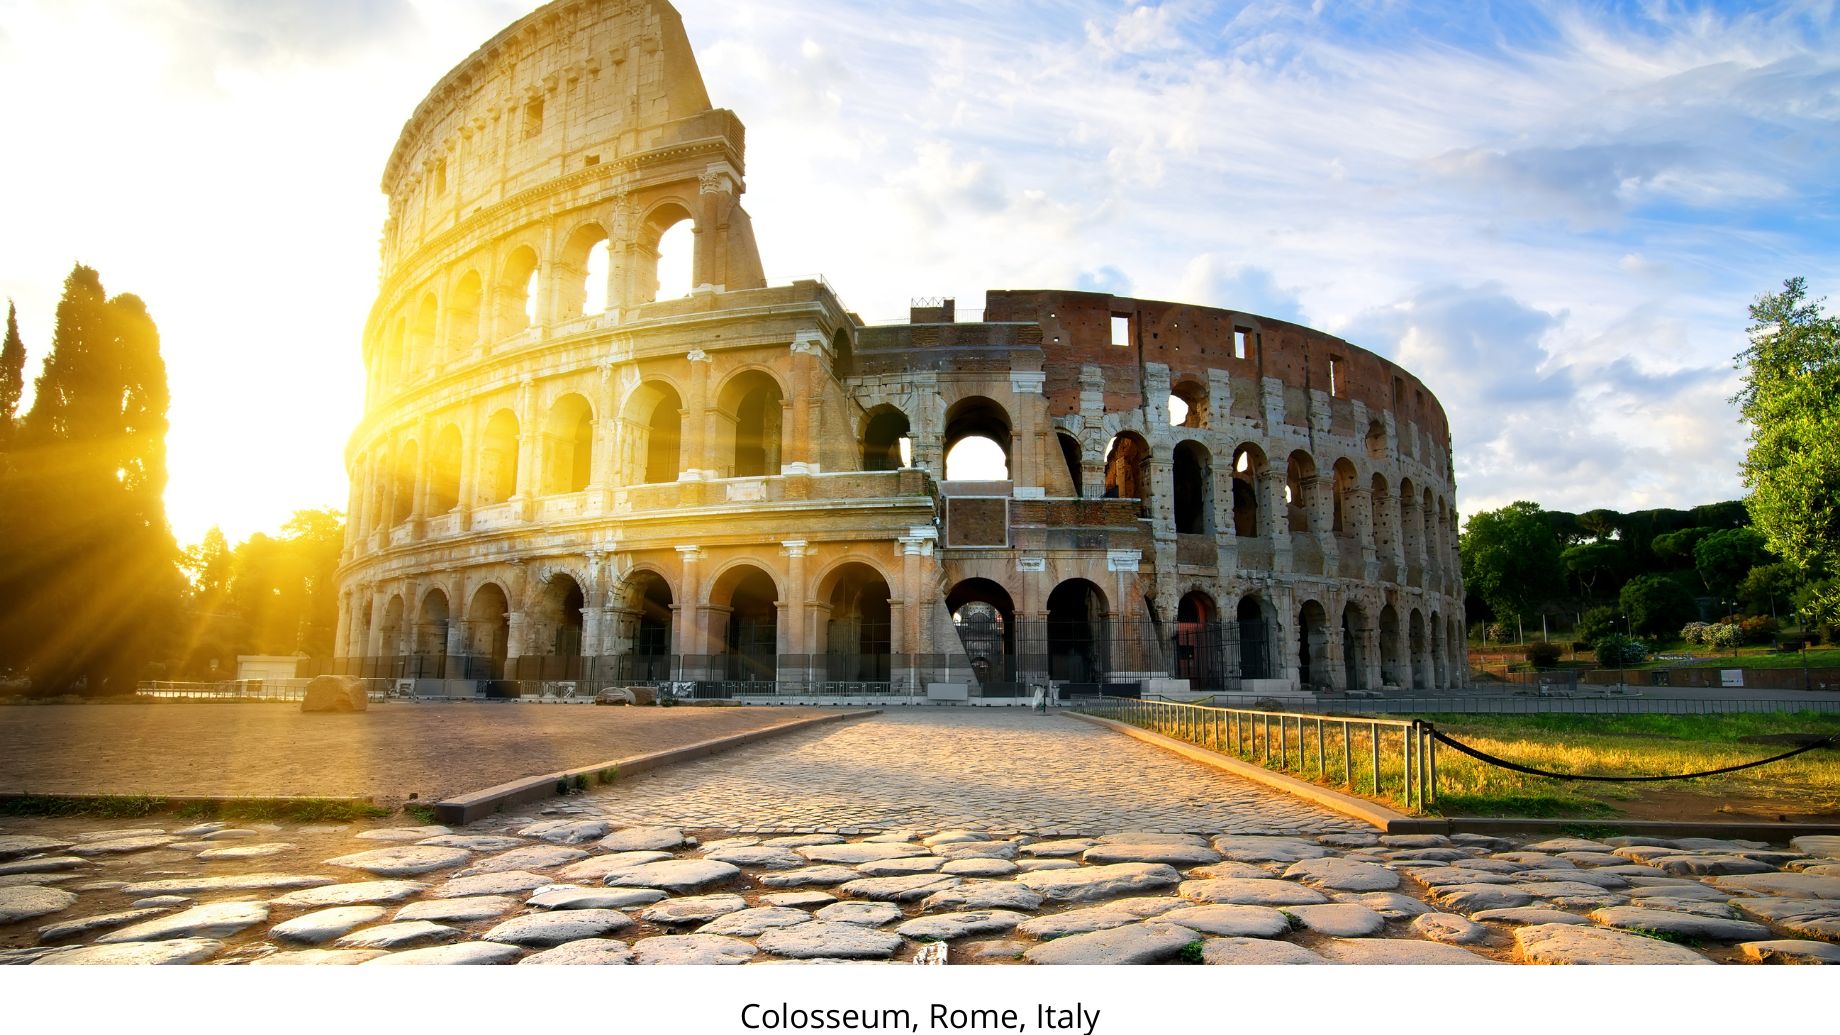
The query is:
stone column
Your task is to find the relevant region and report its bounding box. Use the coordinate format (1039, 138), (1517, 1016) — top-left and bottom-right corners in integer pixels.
(512, 378), (536, 518)
(334, 590), (352, 659)
(674, 546), (703, 672)
(781, 541), (809, 684)
(785, 333), (821, 473)
(456, 405), (479, 530)
(683, 351), (712, 480)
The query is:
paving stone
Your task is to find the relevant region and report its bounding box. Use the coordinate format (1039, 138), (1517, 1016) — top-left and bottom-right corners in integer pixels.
(809, 901), (899, 927)
(839, 873), (961, 902)
(463, 845), (589, 874)
(1630, 897), (1741, 918)
(1380, 834), (1450, 848)
(1496, 851), (1573, 866)
(271, 906), (387, 944)
(1156, 904), (1291, 938)
(518, 938), (633, 965)
(703, 846), (806, 869)
(0, 885), (77, 924)
(0, 859), (89, 877)
(856, 856), (946, 877)
(417, 834), (527, 852)
(517, 819), (611, 844)
(354, 825), (451, 842)
(701, 906), (815, 937)
(1384, 848), (1472, 862)
(1021, 838), (1097, 857)
(924, 830), (989, 847)
(1321, 832), (1385, 849)
(338, 921), (463, 949)
(1525, 837), (1616, 853)
(1408, 867), (1518, 888)
(1015, 906), (1141, 938)
(1514, 881), (1628, 905)
(597, 826), (688, 852)
(123, 873), (334, 896)
(1513, 869), (1628, 889)
(941, 858), (1018, 877)
(758, 921), (905, 959)
(970, 940), (1028, 961)
(1673, 837), (1768, 851)
(195, 842), (297, 861)
(919, 881), (1042, 912)
(67, 835), (178, 856)
(1104, 896), (1187, 918)
(1023, 922), (1198, 965)
(1187, 861), (1285, 880)
(554, 851), (674, 882)
(130, 896), (191, 908)
(765, 891), (837, 909)
(896, 910), (1026, 941)
(1558, 852), (1630, 867)
(1283, 857), (1400, 892)
(1613, 845), (1687, 864)
(764, 834), (847, 848)
(1413, 912), (1491, 944)
(798, 842), (933, 865)
(1331, 892), (1434, 920)
(250, 949), (386, 965)
(1178, 877), (1329, 906)
(1082, 843), (1221, 866)
(1013, 863), (1181, 903)
(1432, 883), (1536, 913)
(1653, 855), (1776, 877)
(1447, 834), (1513, 850)
(936, 842), (1021, 863)
(98, 901), (268, 943)
(428, 870), (552, 898)
(1015, 859), (1081, 873)
(36, 908), (169, 942)
(484, 909), (633, 947)
(600, 859), (740, 893)
(1320, 939), (1499, 964)
(1514, 923), (1713, 964)
(1211, 836), (1333, 863)
(35, 938), (224, 965)
(1791, 835), (1840, 860)
(1737, 939), (1840, 964)
(362, 942), (522, 965)
(640, 894), (749, 925)
(758, 866), (864, 888)
(1730, 897), (1840, 940)
(1592, 864), (1669, 878)
(1202, 937), (1329, 965)
(274, 880), (429, 907)
(395, 896), (520, 922)
(1710, 873), (1840, 899)
(528, 886), (666, 911)
(631, 933), (757, 965)
(325, 845), (471, 877)
(0, 836), (73, 859)
(1285, 903), (1385, 937)
(1471, 907), (1593, 926)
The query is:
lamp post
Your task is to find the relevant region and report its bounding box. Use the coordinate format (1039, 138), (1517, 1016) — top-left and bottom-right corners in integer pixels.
(1800, 609), (1813, 693)
(1725, 599), (1738, 659)
(1617, 614), (1628, 693)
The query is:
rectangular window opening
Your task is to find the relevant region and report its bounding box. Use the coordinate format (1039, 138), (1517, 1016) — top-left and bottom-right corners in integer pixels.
(1329, 356), (1344, 398)
(434, 158), (447, 196)
(524, 97), (545, 139)
(1233, 327), (1250, 360)
(1111, 315), (1132, 349)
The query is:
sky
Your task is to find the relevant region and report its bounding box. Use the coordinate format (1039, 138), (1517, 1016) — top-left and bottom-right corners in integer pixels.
(1, 0), (1835, 548)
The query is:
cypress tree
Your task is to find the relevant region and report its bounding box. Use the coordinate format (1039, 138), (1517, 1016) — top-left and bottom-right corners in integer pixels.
(0, 301), (22, 451)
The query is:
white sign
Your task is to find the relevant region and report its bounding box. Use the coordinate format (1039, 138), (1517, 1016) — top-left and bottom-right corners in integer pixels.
(1720, 669), (1745, 688)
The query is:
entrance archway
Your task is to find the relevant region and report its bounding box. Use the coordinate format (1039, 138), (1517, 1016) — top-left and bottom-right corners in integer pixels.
(1298, 600), (1329, 690)
(1047, 579), (1108, 685)
(947, 578), (1016, 692)
(466, 583), (511, 681)
(1237, 596), (1272, 680)
(822, 563), (892, 682)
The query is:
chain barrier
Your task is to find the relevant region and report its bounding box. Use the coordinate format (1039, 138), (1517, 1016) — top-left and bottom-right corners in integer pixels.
(1423, 726), (1839, 783)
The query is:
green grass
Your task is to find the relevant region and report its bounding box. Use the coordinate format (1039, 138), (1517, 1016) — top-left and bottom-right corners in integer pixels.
(1174, 940), (1206, 964)
(0, 793), (391, 823)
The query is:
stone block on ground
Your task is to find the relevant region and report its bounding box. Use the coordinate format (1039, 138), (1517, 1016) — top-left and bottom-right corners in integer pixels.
(757, 921), (905, 960)
(518, 938), (634, 965)
(1319, 939), (1499, 965)
(1201, 937), (1329, 965)
(631, 934), (757, 965)
(1014, 863), (1181, 903)
(1284, 857), (1400, 892)
(1023, 922), (1198, 965)
(301, 675), (367, 713)
(1178, 877), (1329, 907)
(1737, 939), (1840, 964)
(1514, 923), (1713, 964)
(482, 909), (633, 947)
(1413, 912), (1491, 944)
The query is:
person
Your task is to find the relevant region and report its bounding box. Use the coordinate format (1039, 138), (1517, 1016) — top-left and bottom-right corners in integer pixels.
(1033, 682), (1047, 713)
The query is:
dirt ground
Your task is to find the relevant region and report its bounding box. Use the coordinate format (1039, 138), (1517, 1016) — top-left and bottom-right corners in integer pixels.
(0, 702), (835, 806)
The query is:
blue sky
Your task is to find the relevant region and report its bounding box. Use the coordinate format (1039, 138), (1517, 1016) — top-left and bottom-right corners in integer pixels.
(0, 0), (1835, 543)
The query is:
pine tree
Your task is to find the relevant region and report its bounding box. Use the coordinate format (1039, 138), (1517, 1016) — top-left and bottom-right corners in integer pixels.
(0, 301), (23, 451)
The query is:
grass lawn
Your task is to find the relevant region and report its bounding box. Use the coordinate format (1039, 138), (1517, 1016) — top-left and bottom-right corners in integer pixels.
(1412, 711), (1840, 820)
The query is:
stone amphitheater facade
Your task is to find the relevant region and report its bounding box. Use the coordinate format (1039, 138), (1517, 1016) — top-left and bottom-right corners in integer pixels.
(336, 0), (1466, 700)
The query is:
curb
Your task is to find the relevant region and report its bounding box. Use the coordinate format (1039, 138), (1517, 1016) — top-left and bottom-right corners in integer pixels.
(433, 708), (878, 825)
(0, 792), (376, 815)
(1068, 712), (1433, 833)
(1436, 817), (1840, 839)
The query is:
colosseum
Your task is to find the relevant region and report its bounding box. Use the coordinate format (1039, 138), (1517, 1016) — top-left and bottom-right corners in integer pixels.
(335, 0), (1466, 703)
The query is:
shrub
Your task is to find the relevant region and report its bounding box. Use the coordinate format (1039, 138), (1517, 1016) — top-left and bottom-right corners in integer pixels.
(1705, 622), (1742, 650)
(1487, 621), (1514, 643)
(1525, 640), (1564, 669)
(1620, 575), (1698, 637)
(1680, 622), (1711, 646)
(1594, 634), (1650, 667)
(1738, 615), (1779, 645)
(1577, 607), (1621, 645)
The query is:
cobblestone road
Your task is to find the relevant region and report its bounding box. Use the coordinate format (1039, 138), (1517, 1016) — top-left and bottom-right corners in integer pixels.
(577, 707), (1364, 836)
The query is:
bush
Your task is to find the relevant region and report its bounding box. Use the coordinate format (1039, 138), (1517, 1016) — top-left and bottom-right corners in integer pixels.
(1577, 607), (1621, 645)
(1593, 634), (1650, 668)
(1705, 622), (1742, 650)
(1738, 615), (1780, 645)
(1620, 575), (1698, 637)
(1524, 640), (1564, 668)
(1486, 621), (1514, 643)
(1680, 621), (1712, 645)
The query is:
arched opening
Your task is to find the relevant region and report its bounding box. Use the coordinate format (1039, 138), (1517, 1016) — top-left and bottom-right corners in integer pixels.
(379, 594), (406, 661)
(1379, 604), (1404, 687)
(529, 574), (586, 667)
(642, 205), (696, 304)
(1408, 608), (1429, 690)
(429, 425), (461, 514)
(1173, 440), (1211, 535)
(410, 294), (438, 368)
(498, 245), (540, 336)
(466, 583), (511, 681)
(822, 563), (892, 682)
(1298, 600), (1330, 690)
(416, 590), (450, 671)
(622, 381), (683, 485)
(1370, 474), (1389, 550)
(540, 394), (595, 495)
(558, 223), (611, 317)
(861, 406), (911, 472)
(1430, 609), (1447, 688)
(1331, 458), (1357, 535)
(1174, 591), (1226, 689)
(1365, 419), (1387, 459)
(479, 409), (520, 505)
(830, 329), (855, 378)
(1285, 450), (1317, 533)
(717, 567), (779, 683)
(1047, 579), (1107, 685)
(943, 396), (1012, 481)
(620, 571), (674, 681)
(1232, 444), (1265, 537)
(1398, 477), (1420, 558)
(390, 442), (418, 526)
(719, 371), (784, 478)
(1170, 380), (1208, 428)
(1057, 433), (1083, 498)
(948, 578), (1015, 692)
(1342, 603), (1367, 692)
(448, 270), (483, 355)
(1237, 596), (1272, 680)
(1104, 432), (1150, 512)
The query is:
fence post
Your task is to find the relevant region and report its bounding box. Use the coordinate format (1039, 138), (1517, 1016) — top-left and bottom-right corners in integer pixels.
(1370, 721), (1382, 796)
(1316, 717), (1325, 778)
(1424, 725), (1436, 805)
(1341, 721), (1352, 790)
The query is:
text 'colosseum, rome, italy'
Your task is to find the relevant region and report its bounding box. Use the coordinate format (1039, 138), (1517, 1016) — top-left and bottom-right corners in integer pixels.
(336, 0), (1466, 704)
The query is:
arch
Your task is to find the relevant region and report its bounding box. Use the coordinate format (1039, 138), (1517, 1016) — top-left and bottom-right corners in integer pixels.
(1365, 419), (1387, 459)
(1370, 473), (1390, 549)
(1341, 602), (1368, 692)
(621, 380), (683, 484)
(1408, 608), (1429, 690)
(497, 244), (540, 337)
(1379, 603), (1404, 687)
(618, 569), (675, 676)
(558, 222), (611, 317)
(1174, 591), (1226, 688)
(447, 270), (483, 355)
(466, 582), (511, 681)
(529, 573), (586, 659)
(717, 369), (785, 478)
(641, 202), (696, 304)
(831, 328), (855, 378)
(390, 440), (419, 526)
(479, 409), (520, 505)
(711, 564), (779, 682)
(540, 393), (595, 495)
(409, 293), (438, 369)
(1173, 440), (1211, 535)
(1236, 595), (1274, 680)
(416, 589), (450, 658)
(947, 578), (1016, 691)
(1170, 379), (1208, 428)
(861, 405), (911, 473)
(943, 396), (1012, 481)
(1331, 458), (1358, 535)
(379, 594), (406, 659)
(1298, 599), (1330, 690)
(1232, 443), (1266, 538)
(1430, 608), (1448, 688)
(1047, 579), (1108, 685)
(428, 424), (462, 514)
(821, 562), (892, 682)
(1056, 432), (1084, 498)
(1104, 431), (1150, 509)
(1285, 450), (1317, 533)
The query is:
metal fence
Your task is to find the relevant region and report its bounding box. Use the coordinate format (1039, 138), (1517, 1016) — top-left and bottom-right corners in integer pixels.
(137, 680), (393, 703)
(1327, 695), (1840, 716)
(1071, 696), (1434, 810)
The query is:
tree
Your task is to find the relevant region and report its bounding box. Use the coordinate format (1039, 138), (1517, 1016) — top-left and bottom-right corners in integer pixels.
(1460, 501), (1563, 623)
(1620, 574), (1698, 637)
(0, 301), (22, 451)
(1693, 527), (1771, 599)
(1736, 277), (1840, 623)
(1739, 560), (1803, 616)
(0, 265), (180, 694)
(1561, 540), (1623, 599)
(1651, 527), (1712, 566)
(1579, 508), (1622, 541)
(1593, 634), (1649, 668)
